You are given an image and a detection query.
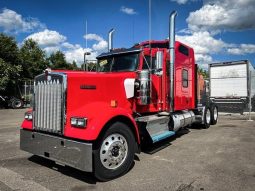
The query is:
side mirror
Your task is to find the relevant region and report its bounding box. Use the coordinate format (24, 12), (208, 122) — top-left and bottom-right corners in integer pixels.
(155, 51), (163, 74)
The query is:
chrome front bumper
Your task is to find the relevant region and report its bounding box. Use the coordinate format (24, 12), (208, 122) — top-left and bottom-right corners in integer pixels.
(20, 129), (93, 172)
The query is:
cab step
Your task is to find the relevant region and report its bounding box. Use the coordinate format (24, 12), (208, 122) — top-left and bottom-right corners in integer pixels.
(151, 130), (175, 143)
(136, 114), (175, 143)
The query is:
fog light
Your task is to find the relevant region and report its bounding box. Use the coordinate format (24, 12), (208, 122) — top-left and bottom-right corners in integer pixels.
(70, 117), (87, 128)
(24, 112), (33, 121)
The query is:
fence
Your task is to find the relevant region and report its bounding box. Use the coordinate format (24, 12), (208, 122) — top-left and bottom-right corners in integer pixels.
(21, 80), (33, 107)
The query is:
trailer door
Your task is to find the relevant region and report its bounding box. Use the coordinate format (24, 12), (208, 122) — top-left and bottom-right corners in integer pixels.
(210, 63), (248, 97)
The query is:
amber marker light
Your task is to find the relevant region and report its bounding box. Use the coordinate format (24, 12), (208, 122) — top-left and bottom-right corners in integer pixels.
(110, 100), (118, 108)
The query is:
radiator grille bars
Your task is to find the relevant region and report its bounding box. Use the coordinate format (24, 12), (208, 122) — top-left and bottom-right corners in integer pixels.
(34, 79), (63, 133)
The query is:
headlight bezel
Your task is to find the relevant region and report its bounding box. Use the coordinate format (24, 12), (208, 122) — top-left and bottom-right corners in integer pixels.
(70, 117), (87, 128)
(24, 112), (33, 121)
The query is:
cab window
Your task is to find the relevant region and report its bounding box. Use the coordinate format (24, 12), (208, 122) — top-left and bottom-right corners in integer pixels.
(179, 45), (189, 56)
(182, 69), (188, 87)
(97, 53), (139, 72)
(142, 56), (156, 70)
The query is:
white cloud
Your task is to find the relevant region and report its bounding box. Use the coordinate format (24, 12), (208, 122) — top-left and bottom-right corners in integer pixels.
(171, 0), (188, 4)
(84, 33), (108, 52)
(177, 0), (255, 64)
(92, 40), (108, 51)
(176, 31), (226, 64)
(178, 28), (192, 35)
(177, 30), (255, 64)
(64, 47), (99, 64)
(177, 31), (225, 54)
(61, 42), (76, 49)
(84, 33), (103, 41)
(187, 0), (255, 32)
(195, 54), (213, 64)
(25, 29), (66, 47)
(24, 31), (108, 65)
(0, 8), (44, 33)
(43, 46), (60, 54)
(6, 7), (108, 66)
(227, 44), (255, 55)
(61, 42), (82, 50)
(120, 6), (137, 15)
(63, 33), (108, 65)
(171, 0), (197, 5)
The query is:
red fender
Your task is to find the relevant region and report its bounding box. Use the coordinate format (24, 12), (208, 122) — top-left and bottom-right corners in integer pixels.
(64, 102), (140, 143)
(21, 109), (33, 130)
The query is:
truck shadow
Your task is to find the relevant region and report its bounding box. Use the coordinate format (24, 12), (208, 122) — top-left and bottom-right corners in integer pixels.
(28, 155), (138, 184)
(28, 155), (97, 184)
(28, 128), (191, 183)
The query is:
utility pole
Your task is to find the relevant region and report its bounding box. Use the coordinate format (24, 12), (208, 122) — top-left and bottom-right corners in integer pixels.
(84, 52), (91, 71)
(83, 20), (90, 71)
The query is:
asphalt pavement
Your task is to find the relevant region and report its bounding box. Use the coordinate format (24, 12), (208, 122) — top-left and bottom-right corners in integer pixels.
(0, 109), (254, 191)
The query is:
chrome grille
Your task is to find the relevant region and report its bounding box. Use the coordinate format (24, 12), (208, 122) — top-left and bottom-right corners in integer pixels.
(33, 73), (66, 134)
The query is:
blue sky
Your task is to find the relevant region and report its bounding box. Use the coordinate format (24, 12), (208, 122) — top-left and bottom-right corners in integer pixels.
(0, 0), (255, 68)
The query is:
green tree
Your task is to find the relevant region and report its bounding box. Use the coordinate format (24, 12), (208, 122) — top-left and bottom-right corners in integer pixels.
(20, 39), (49, 79)
(0, 33), (20, 65)
(70, 60), (78, 70)
(0, 33), (22, 94)
(48, 50), (71, 70)
(0, 58), (22, 92)
(197, 67), (209, 79)
(80, 62), (97, 71)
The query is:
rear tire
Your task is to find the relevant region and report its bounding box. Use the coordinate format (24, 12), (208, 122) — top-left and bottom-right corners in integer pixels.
(210, 104), (218, 125)
(201, 107), (211, 129)
(93, 122), (135, 181)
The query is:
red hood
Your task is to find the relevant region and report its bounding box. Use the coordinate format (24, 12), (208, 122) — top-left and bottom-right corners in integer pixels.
(64, 71), (136, 114)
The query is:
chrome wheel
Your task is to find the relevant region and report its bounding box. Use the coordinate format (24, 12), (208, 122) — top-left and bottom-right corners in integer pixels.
(206, 109), (211, 124)
(100, 133), (128, 170)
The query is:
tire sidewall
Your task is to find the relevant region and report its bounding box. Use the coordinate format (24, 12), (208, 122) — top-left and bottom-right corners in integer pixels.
(93, 122), (135, 181)
(203, 107), (211, 129)
(11, 98), (24, 109)
(210, 104), (218, 125)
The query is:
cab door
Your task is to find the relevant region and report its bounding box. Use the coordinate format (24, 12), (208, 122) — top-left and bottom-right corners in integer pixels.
(137, 49), (165, 112)
(174, 44), (194, 110)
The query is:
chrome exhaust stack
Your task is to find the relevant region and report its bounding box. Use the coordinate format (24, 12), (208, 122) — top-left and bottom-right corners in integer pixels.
(108, 28), (115, 52)
(169, 11), (177, 112)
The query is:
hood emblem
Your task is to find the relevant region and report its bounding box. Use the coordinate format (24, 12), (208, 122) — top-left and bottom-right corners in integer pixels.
(80, 85), (96, 90)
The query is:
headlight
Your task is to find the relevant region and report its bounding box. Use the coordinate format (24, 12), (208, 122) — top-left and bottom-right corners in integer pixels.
(24, 112), (33, 121)
(70, 117), (87, 128)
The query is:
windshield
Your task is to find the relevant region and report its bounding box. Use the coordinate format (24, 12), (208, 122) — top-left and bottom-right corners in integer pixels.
(97, 53), (139, 72)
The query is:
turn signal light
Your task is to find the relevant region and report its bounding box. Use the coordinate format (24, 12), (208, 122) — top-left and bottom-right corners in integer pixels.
(110, 100), (118, 108)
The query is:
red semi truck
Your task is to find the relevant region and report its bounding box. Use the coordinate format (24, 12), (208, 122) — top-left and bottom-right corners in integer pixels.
(20, 11), (218, 181)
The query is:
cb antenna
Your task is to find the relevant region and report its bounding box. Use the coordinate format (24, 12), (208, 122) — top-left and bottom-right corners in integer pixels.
(149, 0), (152, 69)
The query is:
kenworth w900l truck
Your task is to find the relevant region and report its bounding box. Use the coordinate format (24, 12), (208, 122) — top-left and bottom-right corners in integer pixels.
(20, 11), (218, 181)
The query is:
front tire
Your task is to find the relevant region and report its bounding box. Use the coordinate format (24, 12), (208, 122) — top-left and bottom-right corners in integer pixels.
(93, 122), (135, 181)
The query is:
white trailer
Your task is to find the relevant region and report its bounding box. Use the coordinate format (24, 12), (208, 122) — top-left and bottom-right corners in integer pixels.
(209, 60), (255, 113)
